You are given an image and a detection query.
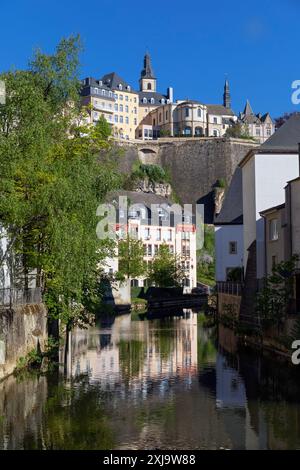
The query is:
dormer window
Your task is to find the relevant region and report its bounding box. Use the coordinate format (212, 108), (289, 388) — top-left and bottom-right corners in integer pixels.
(161, 99), (165, 104)
(127, 85), (131, 91)
(108, 91), (112, 97)
(143, 97), (147, 104)
(102, 89), (106, 96)
(118, 84), (122, 90)
(99, 80), (103, 86)
(150, 98), (155, 104)
(166, 99), (170, 104)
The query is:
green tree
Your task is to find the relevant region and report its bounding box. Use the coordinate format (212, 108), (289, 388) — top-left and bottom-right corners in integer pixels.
(225, 122), (252, 139)
(0, 36), (122, 335)
(148, 243), (184, 287)
(256, 255), (299, 329)
(117, 235), (146, 280)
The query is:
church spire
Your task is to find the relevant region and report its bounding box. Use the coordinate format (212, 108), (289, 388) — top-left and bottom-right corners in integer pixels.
(223, 78), (231, 109)
(141, 52), (155, 79)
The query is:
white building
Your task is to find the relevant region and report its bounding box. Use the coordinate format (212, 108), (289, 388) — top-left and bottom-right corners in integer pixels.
(214, 168), (244, 282)
(104, 191), (197, 293)
(240, 113), (300, 281)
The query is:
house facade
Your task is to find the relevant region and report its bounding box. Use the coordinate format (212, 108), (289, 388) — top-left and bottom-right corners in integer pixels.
(214, 168), (244, 282)
(239, 100), (275, 144)
(240, 114), (300, 283)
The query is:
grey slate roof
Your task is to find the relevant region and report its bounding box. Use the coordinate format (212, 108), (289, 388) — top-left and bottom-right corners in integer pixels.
(101, 72), (135, 92)
(138, 91), (169, 106)
(261, 112), (300, 152)
(214, 167), (243, 225)
(106, 190), (173, 209)
(207, 104), (235, 116)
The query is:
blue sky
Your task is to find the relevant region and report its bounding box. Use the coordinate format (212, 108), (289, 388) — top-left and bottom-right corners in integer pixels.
(1, 0), (300, 117)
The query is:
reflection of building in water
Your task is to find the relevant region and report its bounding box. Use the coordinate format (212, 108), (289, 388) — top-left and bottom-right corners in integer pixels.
(66, 312), (198, 386)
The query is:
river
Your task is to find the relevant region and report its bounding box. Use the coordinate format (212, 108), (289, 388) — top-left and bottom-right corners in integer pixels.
(1, 309), (300, 450)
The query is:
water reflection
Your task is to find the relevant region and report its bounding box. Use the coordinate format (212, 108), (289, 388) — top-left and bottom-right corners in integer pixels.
(1, 311), (300, 449)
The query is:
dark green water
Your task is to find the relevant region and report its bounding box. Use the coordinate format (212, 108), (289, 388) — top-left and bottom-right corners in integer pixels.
(1, 310), (300, 450)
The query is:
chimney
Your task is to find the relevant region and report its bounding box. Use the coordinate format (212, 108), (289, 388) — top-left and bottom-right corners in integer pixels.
(167, 87), (174, 103)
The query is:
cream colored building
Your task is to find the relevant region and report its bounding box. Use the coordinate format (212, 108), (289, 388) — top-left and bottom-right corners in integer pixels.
(81, 74), (139, 141)
(239, 100), (274, 144)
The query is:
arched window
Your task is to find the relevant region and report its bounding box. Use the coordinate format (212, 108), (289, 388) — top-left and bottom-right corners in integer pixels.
(184, 126), (192, 136)
(127, 85), (131, 91)
(161, 98), (165, 104)
(195, 126), (203, 136)
(118, 84), (122, 90)
(147, 83), (152, 90)
(197, 108), (202, 118)
(143, 97), (147, 104)
(150, 98), (155, 104)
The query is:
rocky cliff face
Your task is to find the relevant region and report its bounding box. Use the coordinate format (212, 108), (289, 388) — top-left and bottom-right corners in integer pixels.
(134, 178), (172, 198)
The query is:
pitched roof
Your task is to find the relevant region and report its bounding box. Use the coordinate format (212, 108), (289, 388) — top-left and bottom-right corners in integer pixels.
(243, 99), (253, 116)
(141, 53), (155, 79)
(206, 104), (235, 116)
(138, 91), (168, 106)
(214, 167), (243, 225)
(101, 72), (135, 92)
(261, 112), (300, 152)
(106, 190), (173, 209)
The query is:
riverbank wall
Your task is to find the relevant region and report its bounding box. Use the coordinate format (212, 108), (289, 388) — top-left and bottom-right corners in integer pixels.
(0, 304), (48, 381)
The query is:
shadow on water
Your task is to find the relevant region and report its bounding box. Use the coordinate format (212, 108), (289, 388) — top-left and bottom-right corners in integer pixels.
(1, 312), (300, 449)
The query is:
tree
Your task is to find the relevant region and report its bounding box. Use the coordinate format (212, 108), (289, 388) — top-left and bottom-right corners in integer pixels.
(274, 112), (298, 130)
(148, 243), (184, 287)
(225, 122), (252, 139)
(117, 235), (146, 280)
(256, 255), (299, 330)
(0, 36), (122, 336)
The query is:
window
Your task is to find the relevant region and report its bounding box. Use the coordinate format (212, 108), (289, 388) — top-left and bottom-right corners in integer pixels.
(185, 107), (189, 117)
(197, 108), (202, 118)
(272, 255), (277, 269)
(159, 113), (162, 123)
(150, 98), (155, 104)
(213, 117), (218, 124)
(154, 244), (159, 255)
(125, 95), (129, 101)
(147, 244), (152, 256)
(269, 219), (279, 241)
(114, 103), (118, 111)
(101, 89), (106, 96)
(119, 94), (123, 100)
(143, 97), (147, 104)
(166, 111), (169, 120)
(267, 127), (271, 136)
(134, 118), (137, 125)
(125, 116), (129, 124)
(147, 83), (152, 90)
(256, 127), (261, 136)
(161, 98), (165, 104)
(165, 230), (172, 241)
(144, 227), (150, 239)
(119, 104), (123, 112)
(125, 105), (128, 113)
(134, 107), (137, 114)
(108, 91), (112, 97)
(156, 229), (161, 241)
(153, 118), (156, 126)
(134, 97), (137, 103)
(114, 115), (118, 123)
(127, 85), (131, 91)
(169, 245), (174, 254)
(213, 129), (219, 137)
(229, 241), (237, 255)
(118, 84), (122, 90)
(120, 116), (123, 123)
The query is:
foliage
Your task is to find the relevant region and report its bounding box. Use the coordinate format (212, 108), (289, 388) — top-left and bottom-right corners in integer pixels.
(227, 267), (243, 282)
(256, 255), (299, 329)
(215, 178), (226, 188)
(15, 348), (43, 371)
(274, 112), (298, 130)
(0, 36), (122, 332)
(197, 225), (215, 286)
(125, 162), (171, 189)
(225, 122), (253, 140)
(117, 235), (146, 280)
(148, 243), (185, 287)
(158, 129), (171, 137)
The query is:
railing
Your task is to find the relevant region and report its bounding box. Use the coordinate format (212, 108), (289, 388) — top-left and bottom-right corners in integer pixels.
(217, 282), (243, 297)
(0, 287), (42, 307)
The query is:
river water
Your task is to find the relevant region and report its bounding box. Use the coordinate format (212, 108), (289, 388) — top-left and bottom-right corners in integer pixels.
(1, 309), (300, 450)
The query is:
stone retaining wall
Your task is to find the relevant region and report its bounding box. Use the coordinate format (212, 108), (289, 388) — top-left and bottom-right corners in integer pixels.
(0, 304), (48, 381)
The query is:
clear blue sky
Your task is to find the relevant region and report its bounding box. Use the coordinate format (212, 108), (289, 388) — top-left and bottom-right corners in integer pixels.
(1, 0), (300, 117)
